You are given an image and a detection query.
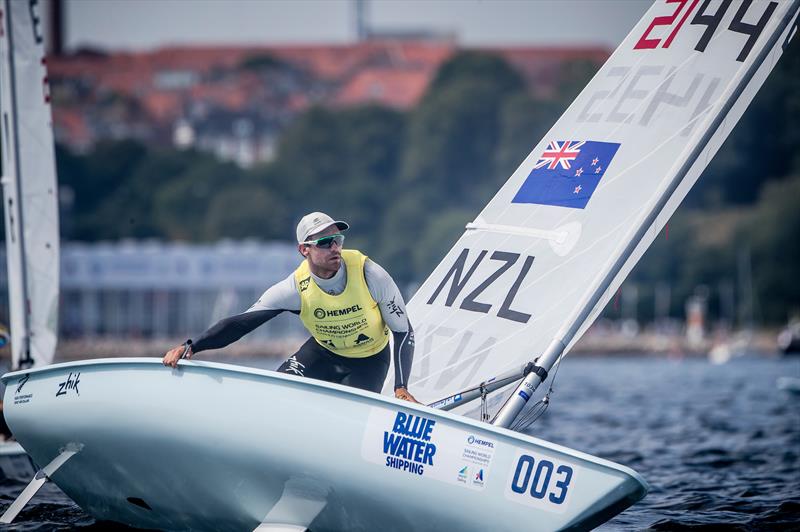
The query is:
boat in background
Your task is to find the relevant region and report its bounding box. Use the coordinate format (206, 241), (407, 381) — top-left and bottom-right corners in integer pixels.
(0, 0), (60, 479)
(777, 376), (800, 395)
(778, 320), (800, 355)
(3, 0), (800, 530)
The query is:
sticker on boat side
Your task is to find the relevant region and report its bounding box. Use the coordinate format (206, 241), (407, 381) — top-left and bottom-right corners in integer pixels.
(504, 449), (578, 513)
(55, 372), (81, 397)
(360, 408), (496, 491)
(13, 373), (33, 405)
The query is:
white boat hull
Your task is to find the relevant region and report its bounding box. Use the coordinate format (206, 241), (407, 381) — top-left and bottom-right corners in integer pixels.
(1, 359), (646, 531)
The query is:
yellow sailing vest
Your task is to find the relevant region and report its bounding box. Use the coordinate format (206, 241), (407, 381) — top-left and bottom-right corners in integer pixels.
(295, 250), (389, 358)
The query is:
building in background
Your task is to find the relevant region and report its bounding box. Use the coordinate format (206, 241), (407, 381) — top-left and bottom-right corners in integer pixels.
(48, 42), (608, 167)
(0, 241), (303, 342)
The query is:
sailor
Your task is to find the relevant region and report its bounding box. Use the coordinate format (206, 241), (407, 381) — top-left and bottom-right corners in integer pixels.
(163, 212), (418, 402)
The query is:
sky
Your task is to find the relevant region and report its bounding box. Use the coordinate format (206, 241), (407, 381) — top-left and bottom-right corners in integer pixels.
(62, 0), (655, 51)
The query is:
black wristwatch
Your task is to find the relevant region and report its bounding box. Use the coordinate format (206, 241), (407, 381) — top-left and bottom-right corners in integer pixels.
(180, 339), (193, 359)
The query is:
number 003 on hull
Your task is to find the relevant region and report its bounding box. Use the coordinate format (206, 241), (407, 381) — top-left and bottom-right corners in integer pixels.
(1, 359), (646, 531)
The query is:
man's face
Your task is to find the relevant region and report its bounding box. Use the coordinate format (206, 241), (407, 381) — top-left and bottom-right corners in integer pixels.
(299, 224), (343, 274)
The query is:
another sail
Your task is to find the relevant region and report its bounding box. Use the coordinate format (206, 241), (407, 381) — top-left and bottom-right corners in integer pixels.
(388, 0), (800, 407)
(0, 0), (60, 368)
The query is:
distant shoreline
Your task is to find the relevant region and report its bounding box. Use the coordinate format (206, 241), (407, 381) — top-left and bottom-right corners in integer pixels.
(4, 329), (778, 364)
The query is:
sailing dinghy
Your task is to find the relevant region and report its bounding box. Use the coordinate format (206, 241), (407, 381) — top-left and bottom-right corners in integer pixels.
(0, 0), (60, 481)
(3, 0), (799, 529)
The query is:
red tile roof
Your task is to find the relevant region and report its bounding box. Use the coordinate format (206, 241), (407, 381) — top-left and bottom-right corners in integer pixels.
(333, 67), (432, 109)
(141, 91), (183, 122)
(47, 42), (610, 149)
(53, 107), (91, 149)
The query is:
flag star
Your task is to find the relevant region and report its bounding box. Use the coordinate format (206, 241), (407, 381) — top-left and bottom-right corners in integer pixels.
(574, 185), (582, 194)
(595, 166), (602, 174)
(591, 157), (599, 166)
(575, 167), (584, 177)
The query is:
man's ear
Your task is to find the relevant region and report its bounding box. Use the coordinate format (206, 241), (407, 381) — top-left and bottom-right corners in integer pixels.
(298, 244), (308, 258)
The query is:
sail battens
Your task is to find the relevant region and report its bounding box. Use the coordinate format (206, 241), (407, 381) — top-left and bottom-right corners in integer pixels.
(465, 222), (567, 243)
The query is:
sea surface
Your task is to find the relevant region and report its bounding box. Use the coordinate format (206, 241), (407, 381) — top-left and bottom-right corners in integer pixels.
(1, 355), (798, 531)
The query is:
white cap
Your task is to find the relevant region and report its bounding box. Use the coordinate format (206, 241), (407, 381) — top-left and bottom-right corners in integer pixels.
(296, 212), (349, 244)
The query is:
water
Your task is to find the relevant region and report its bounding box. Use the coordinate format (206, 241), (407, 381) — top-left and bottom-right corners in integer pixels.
(1, 355), (798, 531)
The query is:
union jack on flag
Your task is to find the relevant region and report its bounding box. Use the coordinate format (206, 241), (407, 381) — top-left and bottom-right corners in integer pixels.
(513, 139), (621, 209)
(533, 140), (586, 170)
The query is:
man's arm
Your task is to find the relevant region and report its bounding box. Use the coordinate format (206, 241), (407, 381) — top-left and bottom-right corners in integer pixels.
(392, 323), (415, 399)
(364, 260), (418, 402)
(163, 274), (300, 368)
(191, 309), (286, 351)
(162, 309), (287, 368)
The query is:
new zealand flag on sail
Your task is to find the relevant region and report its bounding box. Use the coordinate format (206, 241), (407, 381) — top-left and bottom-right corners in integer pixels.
(512, 140), (621, 209)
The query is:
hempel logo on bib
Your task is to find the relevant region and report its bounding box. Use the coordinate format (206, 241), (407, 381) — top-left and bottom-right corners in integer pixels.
(313, 305), (363, 319)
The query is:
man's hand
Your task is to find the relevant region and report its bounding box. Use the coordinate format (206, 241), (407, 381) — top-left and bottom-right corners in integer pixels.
(163, 343), (192, 368)
(394, 387), (419, 403)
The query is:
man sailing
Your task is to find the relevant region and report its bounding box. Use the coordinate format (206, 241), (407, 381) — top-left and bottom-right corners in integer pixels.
(163, 212), (418, 402)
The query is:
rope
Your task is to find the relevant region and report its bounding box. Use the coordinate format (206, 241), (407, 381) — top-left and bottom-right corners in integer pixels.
(480, 383), (489, 422)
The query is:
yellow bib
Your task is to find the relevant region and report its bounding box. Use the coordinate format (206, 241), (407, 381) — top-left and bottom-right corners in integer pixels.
(295, 249), (389, 358)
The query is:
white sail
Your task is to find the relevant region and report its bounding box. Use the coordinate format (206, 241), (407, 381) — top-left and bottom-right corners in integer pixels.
(0, 0), (60, 369)
(390, 0), (800, 407)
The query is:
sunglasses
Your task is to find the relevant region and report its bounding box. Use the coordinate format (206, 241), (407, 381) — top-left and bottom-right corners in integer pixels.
(303, 234), (345, 249)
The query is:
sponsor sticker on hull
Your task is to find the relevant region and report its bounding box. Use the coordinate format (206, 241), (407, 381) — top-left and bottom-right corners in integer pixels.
(13, 374), (33, 405)
(361, 408), (497, 491)
(56, 372), (81, 397)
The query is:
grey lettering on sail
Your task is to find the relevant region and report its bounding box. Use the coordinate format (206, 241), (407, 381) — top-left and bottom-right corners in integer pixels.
(460, 252), (520, 314)
(434, 330), (497, 389)
(607, 65), (663, 124)
(426, 249), (487, 307)
(639, 68), (702, 127)
(410, 325), (498, 391)
(577, 66), (629, 123)
(681, 77), (722, 137)
(427, 249), (534, 324)
(577, 64), (726, 129)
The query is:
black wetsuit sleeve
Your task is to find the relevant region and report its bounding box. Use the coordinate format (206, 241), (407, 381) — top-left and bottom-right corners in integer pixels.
(391, 322), (415, 390)
(190, 309), (288, 353)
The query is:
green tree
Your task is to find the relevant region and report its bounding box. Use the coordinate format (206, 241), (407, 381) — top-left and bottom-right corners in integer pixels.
(746, 173), (800, 322)
(204, 185), (288, 240)
(555, 58), (602, 106)
(61, 139), (147, 239)
(494, 94), (563, 183)
(252, 104), (406, 244)
(384, 52), (527, 281)
(154, 153), (245, 240)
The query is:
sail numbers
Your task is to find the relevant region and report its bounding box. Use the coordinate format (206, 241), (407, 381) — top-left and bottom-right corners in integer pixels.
(507, 453), (574, 507)
(635, 0), (779, 62)
(28, 0), (44, 45)
(576, 65), (721, 135)
(426, 248), (533, 324)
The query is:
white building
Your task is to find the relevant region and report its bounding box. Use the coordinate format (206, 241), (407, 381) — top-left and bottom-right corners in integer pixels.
(0, 240), (304, 342)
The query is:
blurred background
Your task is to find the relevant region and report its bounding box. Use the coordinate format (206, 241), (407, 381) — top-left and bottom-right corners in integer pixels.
(1, 0), (798, 359)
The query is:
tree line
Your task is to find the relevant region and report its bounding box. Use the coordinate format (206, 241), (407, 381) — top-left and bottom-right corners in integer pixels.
(52, 46), (800, 325)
